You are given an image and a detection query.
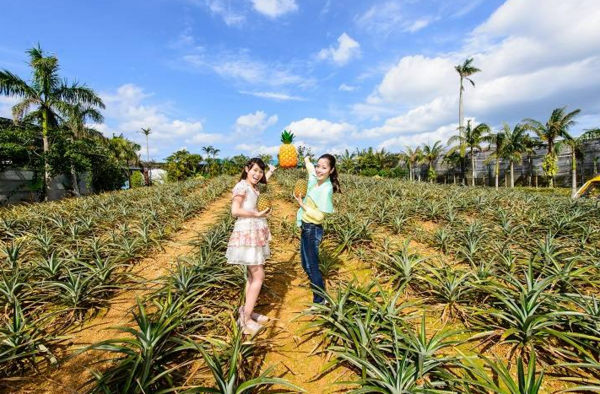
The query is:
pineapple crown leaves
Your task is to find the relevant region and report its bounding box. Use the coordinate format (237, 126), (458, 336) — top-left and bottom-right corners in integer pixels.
(281, 130), (295, 144)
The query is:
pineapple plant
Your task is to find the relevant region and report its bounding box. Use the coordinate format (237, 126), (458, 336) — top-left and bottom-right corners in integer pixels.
(256, 194), (272, 212)
(278, 130), (297, 168)
(294, 179), (308, 198)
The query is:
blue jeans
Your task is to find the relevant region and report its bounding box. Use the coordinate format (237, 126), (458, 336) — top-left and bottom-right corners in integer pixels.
(300, 221), (325, 304)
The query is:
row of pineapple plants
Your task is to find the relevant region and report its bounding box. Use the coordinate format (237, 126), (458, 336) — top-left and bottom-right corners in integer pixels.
(81, 210), (303, 393)
(276, 169), (600, 392)
(0, 176), (234, 379)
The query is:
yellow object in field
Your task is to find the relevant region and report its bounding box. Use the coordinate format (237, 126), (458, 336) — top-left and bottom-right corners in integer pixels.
(256, 194), (272, 212)
(575, 175), (600, 199)
(278, 130), (298, 168)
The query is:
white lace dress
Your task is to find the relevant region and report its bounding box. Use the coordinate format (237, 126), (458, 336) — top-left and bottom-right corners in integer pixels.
(226, 181), (271, 265)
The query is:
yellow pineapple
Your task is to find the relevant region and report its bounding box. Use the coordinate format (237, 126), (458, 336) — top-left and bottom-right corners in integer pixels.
(278, 130), (297, 168)
(256, 194), (272, 212)
(294, 179), (308, 198)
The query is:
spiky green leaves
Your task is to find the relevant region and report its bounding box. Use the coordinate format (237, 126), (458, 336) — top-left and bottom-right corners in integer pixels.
(280, 129), (295, 144)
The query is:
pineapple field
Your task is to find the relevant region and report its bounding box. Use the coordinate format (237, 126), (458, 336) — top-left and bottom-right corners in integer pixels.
(1, 170), (600, 393)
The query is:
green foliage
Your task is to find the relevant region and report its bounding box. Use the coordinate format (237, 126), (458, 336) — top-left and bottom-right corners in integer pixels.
(427, 167), (437, 182)
(542, 153), (558, 177)
(130, 171), (144, 188)
(0, 122), (42, 171)
(360, 168), (378, 177)
(165, 149), (203, 181)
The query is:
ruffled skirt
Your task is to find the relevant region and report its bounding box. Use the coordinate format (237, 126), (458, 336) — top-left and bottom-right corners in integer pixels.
(226, 218), (271, 266)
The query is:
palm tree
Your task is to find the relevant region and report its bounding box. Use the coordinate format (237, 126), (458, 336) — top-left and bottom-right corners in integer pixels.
(500, 124), (530, 188)
(139, 127), (152, 185)
(523, 107), (581, 187)
(400, 146), (422, 181)
(337, 149), (356, 174)
(0, 45), (105, 199)
(455, 58), (481, 133)
(482, 125), (507, 189)
(373, 148), (394, 170)
(422, 141), (444, 182)
(110, 134), (141, 187)
(258, 154), (273, 164)
(447, 120), (490, 186)
(140, 127), (151, 162)
(560, 128), (600, 197)
(64, 103), (104, 196)
(443, 151), (462, 185)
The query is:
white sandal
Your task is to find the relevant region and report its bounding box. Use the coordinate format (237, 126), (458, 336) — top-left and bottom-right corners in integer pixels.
(238, 308), (262, 335)
(239, 307), (269, 324)
(251, 312), (269, 324)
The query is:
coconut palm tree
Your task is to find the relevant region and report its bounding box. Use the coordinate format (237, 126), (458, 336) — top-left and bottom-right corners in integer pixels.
(63, 103), (104, 196)
(455, 58), (481, 133)
(0, 45), (105, 199)
(337, 149), (356, 174)
(422, 141), (444, 182)
(258, 154), (273, 164)
(373, 148), (394, 171)
(482, 125), (507, 189)
(501, 123), (530, 188)
(443, 151), (462, 185)
(447, 120), (490, 186)
(560, 128), (600, 197)
(523, 107), (581, 187)
(400, 146), (422, 181)
(140, 127), (151, 163)
(110, 134), (141, 187)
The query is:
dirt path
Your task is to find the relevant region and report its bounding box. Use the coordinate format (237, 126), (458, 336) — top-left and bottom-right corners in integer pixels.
(13, 192), (232, 394)
(255, 183), (358, 393)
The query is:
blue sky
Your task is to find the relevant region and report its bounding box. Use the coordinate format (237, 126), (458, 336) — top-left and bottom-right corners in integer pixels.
(1, 0), (600, 161)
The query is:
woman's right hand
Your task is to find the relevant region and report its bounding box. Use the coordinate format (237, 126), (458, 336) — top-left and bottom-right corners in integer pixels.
(254, 208), (271, 218)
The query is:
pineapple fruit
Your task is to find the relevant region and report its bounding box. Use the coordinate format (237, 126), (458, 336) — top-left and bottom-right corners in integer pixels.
(278, 130), (297, 168)
(294, 179), (308, 198)
(256, 194), (272, 212)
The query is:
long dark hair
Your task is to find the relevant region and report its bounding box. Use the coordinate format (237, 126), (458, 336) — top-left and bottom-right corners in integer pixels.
(240, 157), (267, 184)
(319, 153), (341, 193)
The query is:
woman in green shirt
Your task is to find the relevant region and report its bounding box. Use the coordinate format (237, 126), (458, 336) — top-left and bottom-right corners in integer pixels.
(294, 154), (341, 305)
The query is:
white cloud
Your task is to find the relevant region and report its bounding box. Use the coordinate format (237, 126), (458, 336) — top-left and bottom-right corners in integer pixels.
(372, 55), (456, 105)
(251, 0), (298, 18)
(378, 123), (459, 150)
(0, 96), (19, 118)
(317, 33), (361, 66)
(355, 2), (403, 36)
(355, 2), (434, 36)
(235, 143), (280, 156)
(206, 0), (245, 26)
(183, 51), (312, 88)
(239, 90), (304, 101)
(234, 111), (278, 134)
(339, 84), (357, 92)
(404, 18), (432, 33)
(285, 118), (357, 142)
(357, 0), (600, 140)
(98, 84), (222, 159)
(361, 96), (456, 138)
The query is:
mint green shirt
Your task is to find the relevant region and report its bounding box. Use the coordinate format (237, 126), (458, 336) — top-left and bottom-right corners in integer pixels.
(296, 162), (334, 227)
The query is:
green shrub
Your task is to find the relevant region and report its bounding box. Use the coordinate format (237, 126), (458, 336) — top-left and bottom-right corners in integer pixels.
(360, 168), (379, 177)
(130, 171), (144, 188)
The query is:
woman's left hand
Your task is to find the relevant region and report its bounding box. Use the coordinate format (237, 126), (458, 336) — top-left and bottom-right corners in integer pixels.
(268, 164), (277, 173)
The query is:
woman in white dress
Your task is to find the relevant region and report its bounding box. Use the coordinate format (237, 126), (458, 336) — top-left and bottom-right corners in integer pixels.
(226, 158), (275, 334)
